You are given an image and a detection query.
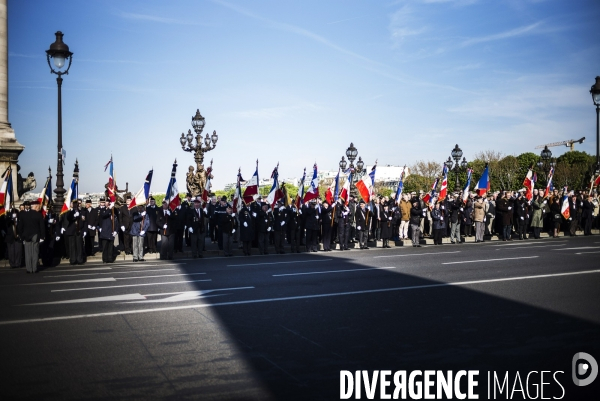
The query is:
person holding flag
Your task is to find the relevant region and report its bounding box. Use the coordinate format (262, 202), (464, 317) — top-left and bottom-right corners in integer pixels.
(17, 200), (45, 273)
(303, 163), (319, 204)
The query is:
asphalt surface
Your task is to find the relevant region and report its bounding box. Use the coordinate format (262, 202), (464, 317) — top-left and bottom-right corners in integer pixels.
(0, 235), (599, 400)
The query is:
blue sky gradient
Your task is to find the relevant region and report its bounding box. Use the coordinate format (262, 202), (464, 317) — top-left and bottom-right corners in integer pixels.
(8, 0), (600, 192)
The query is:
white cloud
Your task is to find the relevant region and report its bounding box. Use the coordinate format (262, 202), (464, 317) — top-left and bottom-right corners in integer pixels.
(460, 21), (543, 47)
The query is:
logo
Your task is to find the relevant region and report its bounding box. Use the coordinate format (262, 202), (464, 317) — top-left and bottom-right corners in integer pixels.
(572, 352), (598, 387)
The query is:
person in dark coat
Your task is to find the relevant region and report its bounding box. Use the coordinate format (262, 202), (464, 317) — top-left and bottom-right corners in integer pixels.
(303, 200), (320, 252)
(567, 194), (578, 236)
(145, 197), (159, 253)
(431, 201), (446, 245)
(273, 199), (288, 254)
(239, 204), (254, 256)
(355, 200), (370, 249)
(515, 194), (529, 240)
(221, 206), (238, 257)
(42, 209), (59, 267)
(97, 198), (119, 263)
(336, 200), (351, 251)
(463, 196), (474, 237)
(3, 207), (23, 268)
(119, 196), (133, 255)
(495, 191), (514, 241)
(156, 200), (177, 260)
(64, 199), (85, 265)
(181, 193), (193, 247)
(448, 195), (462, 244)
(380, 204), (393, 248)
(186, 197), (206, 258)
(17, 201), (45, 273)
(582, 194), (593, 235)
(320, 200), (334, 251)
(256, 203), (273, 255)
(81, 199), (97, 256)
(409, 201), (424, 247)
(549, 196), (562, 238)
(214, 196), (229, 251)
(130, 204), (150, 262)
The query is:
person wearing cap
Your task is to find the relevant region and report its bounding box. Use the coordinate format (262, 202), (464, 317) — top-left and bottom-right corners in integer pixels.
(3, 207), (23, 268)
(515, 191), (529, 240)
(157, 200), (177, 260)
(64, 199), (85, 265)
(463, 193), (474, 238)
(303, 199), (320, 252)
(409, 199), (423, 247)
(256, 203), (274, 255)
(399, 194), (411, 241)
(273, 199), (288, 254)
(431, 201), (445, 245)
(17, 200), (45, 273)
(182, 193), (193, 247)
(239, 203), (254, 256)
(186, 197), (206, 258)
(370, 197), (381, 244)
(118, 195), (133, 255)
(448, 194), (463, 244)
(380, 203), (393, 248)
(145, 196), (159, 253)
(355, 200), (370, 249)
(214, 196), (229, 251)
(98, 199), (119, 263)
(130, 205), (150, 262)
(81, 199), (97, 257)
(221, 205), (238, 257)
(496, 191), (513, 241)
(208, 196), (218, 244)
(320, 200), (334, 251)
(335, 199), (351, 251)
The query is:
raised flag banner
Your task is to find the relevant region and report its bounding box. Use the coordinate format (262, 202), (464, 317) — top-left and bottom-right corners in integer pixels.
(543, 167), (554, 198)
(233, 169), (244, 213)
(523, 167), (535, 201)
(339, 171), (351, 205)
(475, 164), (490, 196)
(593, 174), (600, 189)
(60, 178), (78, 215)
(303, 163), (319, 203)
(422, 177), (439, 206)
(438, 165), (449, 201)
(243, 160), (259, 204)
(561, 186), (570, 219)
(462, 168), (473, 204)
(0, 166), (13, 217)
(165, 160), (180, 211)
(325, 170), (340, 204)
(38, 175), (53, 217)
(104, 156), (116, 202)
(356, 174), (373, 203)
(129, 170), (153, 209)
(295, 168), (306, 209)
(201, 160), (213, 203)
(266, 164), (283, 207)
(395, 166), (407, 205)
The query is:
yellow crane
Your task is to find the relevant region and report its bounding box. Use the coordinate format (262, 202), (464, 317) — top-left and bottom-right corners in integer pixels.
(535, 137), (585, 152)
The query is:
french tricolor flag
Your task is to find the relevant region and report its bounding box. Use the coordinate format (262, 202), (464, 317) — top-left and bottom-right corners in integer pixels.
(462, 168), (473, 204)
(60, 178), (78, 215)
(325, 169), (340, 204)
(165, 160), (180, 211)
(356, 163), (376, 203)
(104, 156), (116, 202)
(422, 177), (439, 205)
(438, 165), (448, 201)
(266, 164), (283, 207)
(129, 170), (153, 210)
(560, 187), (570, 219)
(522, 166), (536, 201)
(303, 163), (319, 203)
(475, 164), (490, 196)
(339, 171), (351, 205)
(543, 167), (554, 198)
(243, 160), (259, 204)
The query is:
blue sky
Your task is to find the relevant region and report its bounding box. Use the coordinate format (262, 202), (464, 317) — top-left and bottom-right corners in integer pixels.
(8, 0), (600, 193)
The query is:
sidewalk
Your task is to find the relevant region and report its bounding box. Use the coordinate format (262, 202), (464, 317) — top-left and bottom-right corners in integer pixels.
(4, 228), (596, 268)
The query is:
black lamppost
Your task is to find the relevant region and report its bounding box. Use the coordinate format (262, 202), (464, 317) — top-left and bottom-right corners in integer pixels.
(590, 76), (600, 173)
(537, 145), (554, 175)
(445, 144), (468, 190)
(343, 143), (365, 198)
(46, 31), (73, 215)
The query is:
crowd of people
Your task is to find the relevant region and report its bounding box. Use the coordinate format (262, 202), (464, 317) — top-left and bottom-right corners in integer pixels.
(2, 187), (599, 273)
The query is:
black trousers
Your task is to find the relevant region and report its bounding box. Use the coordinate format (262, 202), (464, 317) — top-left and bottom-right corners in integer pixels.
(123, 232), (132, 254)
(358, 230), (368, 248)
(160, 234), (174, 260)
(101, 238), (114, 263)
(305, 229), (319, 251)
(433, 228), (443, 245)
(84, 233), (94, 256)
(147, 232), (158, 252)
(338, 224), (350, 250)
(67, 235), (84, 264)
(242, 241), (252, 255)
(274, 231), (285, 253)
(289, 227), (301, 252)
(190, 232), (204, 257)
(7, 241), (23, 268)
(258, 232), (269, 254)
(175, 229), (184, 252)
(209, 219), (217, 241)
(322, 227), (332, 250)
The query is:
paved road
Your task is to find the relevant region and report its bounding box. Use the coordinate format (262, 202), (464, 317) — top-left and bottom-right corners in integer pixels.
(1, 236), (599, 400)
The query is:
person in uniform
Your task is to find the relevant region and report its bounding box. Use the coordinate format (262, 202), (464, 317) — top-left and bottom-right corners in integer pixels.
(239, 203), (254, 256)
(119, 195), (133, 255)
(186, 197), (206, 258)
(81, 199), (97, 257)
(3, 207), (23, 268)
(370, 197), (381, 243)
(273, 199), (288, 254)
(320, 200), (334, 251)
(355, 200), (370, 249)
(157, 200), (176, 260)
(336, 200), (351, 251)
(431, 201), (446, 245)
(214, 196), (228, 251)
(65, 199), (85, 265)
(410, 200), (424, 247)
(182, 193), (193, 247)
(130, 204), (149, 262)
(98, 198), (119, 263)
(303, 199), (320, 252)
(257, 203), (273, 255)
(496, 191), (513, 241)
(221, 205), (238, 257)
(145, 196), (159, 253)
(17, 200), (45, 273)
(380, 203), (393, 248)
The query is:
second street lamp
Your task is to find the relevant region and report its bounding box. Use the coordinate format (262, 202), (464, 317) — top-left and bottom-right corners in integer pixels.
(46, 31), (73, 215)
(590, 76), (600, 173)
(448, 144), (467, 191)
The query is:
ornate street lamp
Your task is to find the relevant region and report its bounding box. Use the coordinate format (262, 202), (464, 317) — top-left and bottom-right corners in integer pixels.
(46, 31), (73, 215)
(447, 144), (467, 190)
(339, 156), (347, 171)
(590, 76), (600, 173)
(343, 143), (366, 198)
(180, 109), (218, 197)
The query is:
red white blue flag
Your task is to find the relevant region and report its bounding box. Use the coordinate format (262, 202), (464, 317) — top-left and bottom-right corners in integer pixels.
(165, 160), (180, 211)
(475, 164), (490, 196)
(129, 170), (153, 209)
(325, 169), (340, 204)
(104, 156), (116, 202)
(37, 173), (53, 217)
(422, 177), (439, 206)
(523, 166), (536, 201)
(0, 166), (13, 217)
(266, 164), (283, 207)
(356, 163), (376, 203)
(438, 165), (449, 201)
(303, 163), (319, 203)
(339, 170), (351, 206)
(462, 168), (473, 204)
(395, 166), (407, 205)
(243, 160), (259, 204)
(233, 169), (244, 213)
(61, 177), (78, 215)
(561, 187), (570, 219)
(295, 168), (306, 209)
(543, 167), (554, 198)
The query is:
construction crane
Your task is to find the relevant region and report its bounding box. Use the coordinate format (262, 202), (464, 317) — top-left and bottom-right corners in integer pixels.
(535, 137), (585, 152)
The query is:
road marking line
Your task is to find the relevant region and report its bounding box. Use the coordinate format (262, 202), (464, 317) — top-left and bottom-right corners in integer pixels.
(227, 259), (332, 267)
(50, 279), (212, 292)
(374, 251), (460, 259)
(144, 286), (255, 297)
(45, 267), (113, 272)
(44, 269), (176, 278)
(575, 251), (600, 255)
(3, 270), (599, 325)
(26, 278), (117, 285)
(23, 293), (147, 305)
(494, 241), (567, 247)
(553, 247), (598, 251)
(273, 266), (397, 277)
(111, 273), (206, 280)
(495, 244), (565, 250)
(442, 256), (539, 265)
